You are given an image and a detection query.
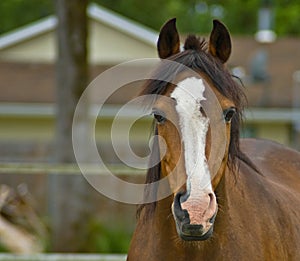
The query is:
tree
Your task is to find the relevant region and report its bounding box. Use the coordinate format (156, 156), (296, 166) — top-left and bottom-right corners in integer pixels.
(48, 0), (91, 251)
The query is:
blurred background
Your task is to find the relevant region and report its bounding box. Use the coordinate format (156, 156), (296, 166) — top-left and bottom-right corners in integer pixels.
(0, 0), (299, 259)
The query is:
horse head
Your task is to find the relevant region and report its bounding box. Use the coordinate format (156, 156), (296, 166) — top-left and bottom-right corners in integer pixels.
(140, 18), (246, 241)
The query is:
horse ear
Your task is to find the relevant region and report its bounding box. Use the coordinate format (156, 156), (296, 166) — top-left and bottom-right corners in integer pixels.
(157, 18), (180, 59)
(209, 20), (231, 63)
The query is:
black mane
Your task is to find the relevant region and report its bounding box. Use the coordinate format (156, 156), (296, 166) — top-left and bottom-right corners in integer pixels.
(137, 35), (256, 219)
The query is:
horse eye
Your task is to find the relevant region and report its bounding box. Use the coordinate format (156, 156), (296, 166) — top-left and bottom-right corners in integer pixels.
(153, 111), (166, 124)
(223, 107), (236, 123)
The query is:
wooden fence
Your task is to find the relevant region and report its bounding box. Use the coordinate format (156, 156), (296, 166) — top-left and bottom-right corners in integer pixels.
(0, 163), (140, 258)
(0, 162), (145, 176)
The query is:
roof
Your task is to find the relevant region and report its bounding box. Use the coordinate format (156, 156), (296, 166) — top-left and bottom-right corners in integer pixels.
(0, 17), (57, 50)
(88, 4), (157, 46)
(0, 3), (158, 50)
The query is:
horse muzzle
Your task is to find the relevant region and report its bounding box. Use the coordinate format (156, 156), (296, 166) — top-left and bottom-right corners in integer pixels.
(172, 191), (218, 241)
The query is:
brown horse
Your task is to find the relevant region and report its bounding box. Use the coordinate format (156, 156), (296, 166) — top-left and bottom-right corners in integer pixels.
(127, 19), (300, 260)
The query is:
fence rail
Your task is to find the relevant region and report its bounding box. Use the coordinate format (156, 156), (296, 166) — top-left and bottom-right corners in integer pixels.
(0, 163), (145, 176)
(0, 254), (127, 261)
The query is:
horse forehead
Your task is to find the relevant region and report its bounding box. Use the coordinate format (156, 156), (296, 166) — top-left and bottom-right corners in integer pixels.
(169, 76), (235, 110)
(153, 77), (206, 118)
(171, 77), (206, 106)
(154, 75), (234, 112)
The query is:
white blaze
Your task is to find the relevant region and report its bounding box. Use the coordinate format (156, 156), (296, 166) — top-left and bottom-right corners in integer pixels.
(170, 77), (212, 200)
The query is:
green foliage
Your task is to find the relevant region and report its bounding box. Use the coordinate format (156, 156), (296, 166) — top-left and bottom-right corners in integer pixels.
(82, 218), (132, 253)
(0, 0), (54, 34)
(0, 243), (9, 252)
(0, 0), (300, 36)
(276, 2), (300, 36)
(94, 0), (300, 36)
(219, 0), (260, 35)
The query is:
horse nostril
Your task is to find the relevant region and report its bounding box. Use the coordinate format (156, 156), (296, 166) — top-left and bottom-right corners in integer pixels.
(208, 193), (214, 200)
(173, 192), (190, 222)
(208, 193), (218, 223)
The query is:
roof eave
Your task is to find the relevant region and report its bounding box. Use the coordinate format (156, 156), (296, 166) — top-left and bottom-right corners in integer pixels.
(0, 3), (158, 50)
(88, 4), (158, 46)
(0, 16), (57, 50)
